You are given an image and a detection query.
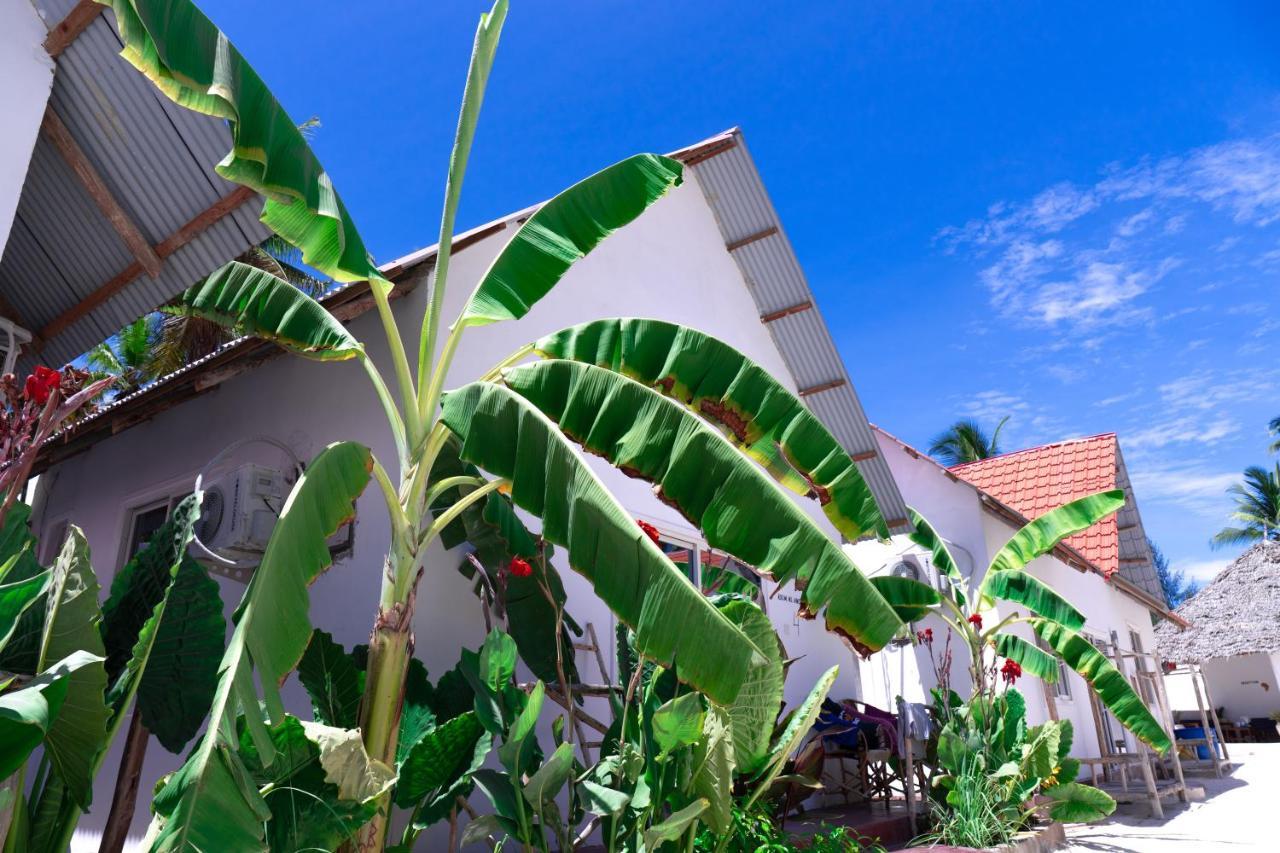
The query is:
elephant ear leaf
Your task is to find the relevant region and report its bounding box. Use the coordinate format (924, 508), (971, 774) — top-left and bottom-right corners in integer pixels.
(1033, 620), (1171, 752)
(716, 600), (785, 776)
(0, 650), (100, 780)
(990, 491), (1125, 574)
(0, 504), (51, 674)
(456, 155), (683, 328)
(100, 0), (384, 288)
(171, 261), (362, 361)
(534, 318), (888, 541)
(36, 528), (110, 809)
(490, 360), (903, 655)
(0, 560), (48, 650)
(1044, 781), (1116, 823)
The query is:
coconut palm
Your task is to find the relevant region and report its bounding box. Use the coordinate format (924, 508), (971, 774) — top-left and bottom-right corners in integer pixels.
(1268, 415), (1280, 454)
(87, 316), (160, 396)
(929, 415), (1009, 466)
(1212, 464), (1280, 548)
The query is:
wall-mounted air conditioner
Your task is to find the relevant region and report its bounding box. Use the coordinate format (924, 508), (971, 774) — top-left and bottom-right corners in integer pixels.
(195, 463), (288, 561)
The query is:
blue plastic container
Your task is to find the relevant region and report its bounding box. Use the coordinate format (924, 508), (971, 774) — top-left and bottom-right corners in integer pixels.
(1175, 726), (1221, 760)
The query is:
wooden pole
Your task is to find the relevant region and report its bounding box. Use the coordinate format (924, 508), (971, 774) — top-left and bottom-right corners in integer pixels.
(100, 708), (151, 853)
(1190, 668), (1223, 777)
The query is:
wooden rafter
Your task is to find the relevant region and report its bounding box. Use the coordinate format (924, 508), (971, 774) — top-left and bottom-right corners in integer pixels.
(797, 378), (847, 397)
(41, 106), (164, 279)
(725, 226), (778, 252)
(44, 0), (104, 58)
(39, 186), (258, 344)
(760, 300), (812, 323)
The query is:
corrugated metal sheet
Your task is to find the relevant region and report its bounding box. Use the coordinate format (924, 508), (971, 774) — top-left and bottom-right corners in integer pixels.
(1, 3), (270, 371)
(1114, 446), (1167, 604)
(682, 130), (911, 532)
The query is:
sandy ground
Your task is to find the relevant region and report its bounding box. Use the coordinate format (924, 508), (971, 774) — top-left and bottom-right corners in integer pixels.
(1062, 743), (1277, 852)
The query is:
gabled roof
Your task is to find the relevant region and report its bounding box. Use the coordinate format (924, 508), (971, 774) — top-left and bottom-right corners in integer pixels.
(31, 128), (911, 533)
(950, 433), (1167, 605)
(1155, 540), (1280, 663)
(952, 434), (1120, 575)
(873, 426), (1182, 624)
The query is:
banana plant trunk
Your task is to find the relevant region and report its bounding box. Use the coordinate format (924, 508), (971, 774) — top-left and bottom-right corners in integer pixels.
(355, 509), (420, 850)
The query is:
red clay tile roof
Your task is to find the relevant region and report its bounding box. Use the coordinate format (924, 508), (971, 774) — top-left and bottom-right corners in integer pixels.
(950, 434), (1121, 578)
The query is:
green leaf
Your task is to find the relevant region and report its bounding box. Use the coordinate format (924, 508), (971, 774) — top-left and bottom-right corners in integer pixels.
(642, 798), (708, 850)
(100, 0), (385, 288)
(1057, 719), (1075, 762)
(439, 379), (760, 704)
(716, 600), (784, 775)
(486, 359), (904, 655)
(394, 712), (486, 808)
(522, 741), (575, 810)
(982, 570), (1085, 631)
(479, 628), (519, 693)
(0, 651), (99, 778)
(431, 437), (579, 687)
(652, 692), (706, 757)
(990, 490), (1126, 574)
(457, 155), (684, 327)
(1001, 688), (1028, 754)
(298, 629), (363, 728)
(172, 261), (362, 360)
(907, 508), (966, 606)
(0, 505), (49, 674)
(1044, 781), (1116, 823)
(689, 706), (736, 833)
(535, 318), (888, 540)
(578, 778), (630, 818)
(1033, 620), (1172, 752)
(745, 666), (839, 813)
(145, 442), (372, 852)
(101, 494), (223, 753)
(869, 575), (941, 623)
(36, 528), (110, 809)
(0, 563), (48, 649)
(238, 715), (390, 852)
(1020, 722), (1061, 781)
(995, 634), (1060, 684)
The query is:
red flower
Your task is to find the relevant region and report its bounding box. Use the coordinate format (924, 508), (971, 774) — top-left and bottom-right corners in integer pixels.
(508, 557), (533, 578)
(967, 613), (983, 630)
(637, 520), (661, 546)
(23, 366), (61, 406)
(1001, 658), (1023, 685)
(916, 628), (934, 644)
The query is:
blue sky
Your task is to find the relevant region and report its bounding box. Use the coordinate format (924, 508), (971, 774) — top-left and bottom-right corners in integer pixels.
(200, 0), (1280, 585)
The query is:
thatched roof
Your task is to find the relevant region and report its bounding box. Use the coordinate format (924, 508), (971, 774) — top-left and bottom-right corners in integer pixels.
(1155, 541), (1280, 663)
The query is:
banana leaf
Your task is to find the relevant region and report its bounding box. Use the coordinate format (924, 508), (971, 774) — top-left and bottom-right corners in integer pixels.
(0, 505), (50, 674)
(982, 571), (1085, 632)
(534, 318), (887, 540)
(907, 507), (966, 606)
(439, 380), (757, 705)
(869, 575), (941, 624)
(716, 600), (785, 775)
(146, 442), (372, 851)
(1033, 620), (1171, 752)
(35, 528), (109, 809)
(990, 491), (1126, 574)
(491, 359), (903, 654)
(994, 634), (1060, 684)
(99, 0), (386, 290)
(456, 157), (683, 328)
(170, 261), (362, 361)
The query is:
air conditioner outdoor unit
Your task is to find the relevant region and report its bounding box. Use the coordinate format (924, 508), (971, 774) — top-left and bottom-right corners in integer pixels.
(195, 463), (288, 560)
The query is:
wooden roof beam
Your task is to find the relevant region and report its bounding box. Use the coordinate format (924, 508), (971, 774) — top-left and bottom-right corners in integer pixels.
(39, 186), (258, 344)
(44, 0), (104, 58)
(41, 106), (163, 279)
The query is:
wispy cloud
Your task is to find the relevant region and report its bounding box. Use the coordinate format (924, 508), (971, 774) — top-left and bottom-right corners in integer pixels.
(1172, 556), (1231, 584)
(1128, 462), (1239, 518)
(941, 133), (1280, 335)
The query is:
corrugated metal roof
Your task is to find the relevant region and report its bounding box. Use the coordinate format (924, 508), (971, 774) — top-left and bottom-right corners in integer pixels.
(0, 2), (270, 370)
(674, 130), (911, 533)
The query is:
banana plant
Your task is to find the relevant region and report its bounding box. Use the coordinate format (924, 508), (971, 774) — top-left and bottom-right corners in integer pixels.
(100, 0), (907, 847)
(880, 490), (1172, 754)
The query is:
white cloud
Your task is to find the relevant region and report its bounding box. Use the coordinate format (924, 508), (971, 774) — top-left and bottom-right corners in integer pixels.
(1128, 463), (1239, 517)
(1172, 557), (1231, 584)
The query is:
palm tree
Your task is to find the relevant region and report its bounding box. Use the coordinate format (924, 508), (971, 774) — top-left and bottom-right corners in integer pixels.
(1268, 416), (1280, 453)
(929, 415), (1009, 466)
(87, 315), (159, 396)
(1212, 464), (1280, 548)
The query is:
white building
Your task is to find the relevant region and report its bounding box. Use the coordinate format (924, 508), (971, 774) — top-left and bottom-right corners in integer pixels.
(849, 430), (1182, 763)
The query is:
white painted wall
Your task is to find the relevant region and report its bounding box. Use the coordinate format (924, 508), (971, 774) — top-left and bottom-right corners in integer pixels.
(1195, 653), (1280, 722)
(0, 1), (54, 253)
(853, 430), (1169, 772)
(36, 174), (869, 846)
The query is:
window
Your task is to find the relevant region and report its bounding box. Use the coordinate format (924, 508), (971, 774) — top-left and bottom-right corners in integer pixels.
(39, 518), (69, 565)
(700, 550), (764, 606)
(1038, 634), (1072, 699)
(655, 535), (699, 587)
(120, 493), (188, 567)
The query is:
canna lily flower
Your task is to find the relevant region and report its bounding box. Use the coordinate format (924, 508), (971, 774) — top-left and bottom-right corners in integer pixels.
(24, 366), (61, 406)
(1001, 658), (1022, 684)
(508, 556), (533, 578)
(967, 613), (983, 630)
(637, 519), (661, 546)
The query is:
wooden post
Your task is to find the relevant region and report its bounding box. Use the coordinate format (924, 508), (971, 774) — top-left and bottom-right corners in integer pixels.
(1190, 668), (1223, 778)
(1108, 635), (1162, 817)
(100, 708), (151, 853)
(1198, 667), (1231, 763)
(1151, 666), (1188, 801)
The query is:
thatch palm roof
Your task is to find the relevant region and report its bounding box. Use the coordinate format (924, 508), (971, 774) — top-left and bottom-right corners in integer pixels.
(1155, 541), (1280, 663)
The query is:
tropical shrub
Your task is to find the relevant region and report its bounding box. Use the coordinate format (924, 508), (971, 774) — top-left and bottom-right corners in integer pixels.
(96, 0), (907, 849)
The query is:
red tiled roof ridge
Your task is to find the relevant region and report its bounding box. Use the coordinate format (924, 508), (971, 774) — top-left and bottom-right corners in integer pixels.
(948, 432), (1117, 471)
